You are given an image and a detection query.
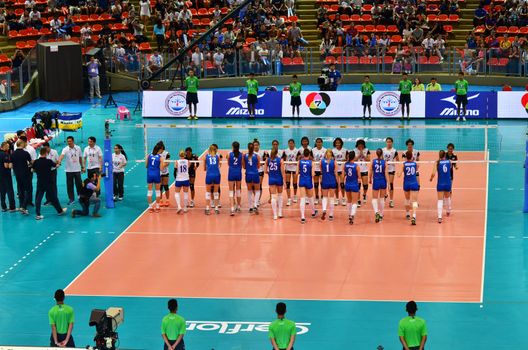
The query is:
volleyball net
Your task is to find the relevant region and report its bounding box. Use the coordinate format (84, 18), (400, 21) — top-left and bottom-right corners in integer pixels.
(136, 124), (501, 164)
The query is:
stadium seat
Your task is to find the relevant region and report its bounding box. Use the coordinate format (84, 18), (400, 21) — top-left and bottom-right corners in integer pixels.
(347, 56), (359, 64)
(281, 57), (292, 65)
(292, 57), (304, 65)
(474, 25), (485, 34)
(336, 56), (345, 64)
(427, 14), (438, 22)
(100, 13), (112, 21)
(498, 58), (509, 66)
(496, 26), (508, 34)
(0, 66), (12, 74)
(8, 30), (18, 39)
(139, 42), (152, 51)
(362, 4), (372, 11)
(387, 25), (398, 32)
(376, 25), (386, 32)
(92, 24), (103, 32)
(0, 54), (10, 63)
(448, 14), (459, 22)
(361, 14), (372, 22)
(325, 56), (336, 64)
(520, 27), (528, 34)
(443, 25), (453, 33)
(200, 18), (211, 26)
(89, 14), (99, 21)
(508, 26), (519, 34)
(391, 35), (403, 43)
(365, 24), (375, 32)
(359, 56), (371, 64)
(39, 28), (51, 35)
(340, 14), (349, 22)
(437, 14), (448, 21)
(383, 56), (394, 64)
(289, 16), (298, 22)
(15, 41), (27, 50)
(350, 14), (361, 22)
(355, 25), (365, 32)
(429, 56), (441, 64)
(329, 4), (339, 12)
(331, 47), (342, 55)
(418, 56), (428, 64)
(197, 8), (208, 16)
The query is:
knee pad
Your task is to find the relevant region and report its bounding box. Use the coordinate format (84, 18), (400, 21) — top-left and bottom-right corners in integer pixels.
(155, 190), (161, 197)
(285, 181), (291, 189)
(340, 182), (345, 190)
(235, 189), (241, 197)
(412, 202), (418, 210)
(229, 190), (234, 198)
(293, 184), (298, 190)
(363, 184), (368, 191)
(147, 190), (153, 196)
(214, 192), (219, 200)
(190, 183), (195, 191)
(390, 183), (394, 191)
(205, 192), (211, 200)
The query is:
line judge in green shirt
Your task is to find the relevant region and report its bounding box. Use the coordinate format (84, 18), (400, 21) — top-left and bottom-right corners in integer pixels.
(398, 73), (413, 120)
(185, 68), (199, 120)
(454, 71), (469, 122)
(425, 77), (442, 92)
(269, 302), (296, 350)
(48, 289), (75, 348)
(246, 72), (259, 118)
(161, 299), (186, 350)
(289, 74), (302, 118)
(398, 301), (427, 350)
(361, 75), (375, 120)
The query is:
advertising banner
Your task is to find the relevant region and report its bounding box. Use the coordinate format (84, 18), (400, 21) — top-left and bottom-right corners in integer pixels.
(212, 91), (283, 118)
(497, 91), (528, 119)
(143, 91), (214, 118)
(58, 112), (83, 130)
(425, 91), (497, 119)
(281, 91), (426, 118)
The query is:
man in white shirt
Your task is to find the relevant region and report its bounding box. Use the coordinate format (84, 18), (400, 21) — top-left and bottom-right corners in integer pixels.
(191, 47), (203, 77)
(43, 142), (59, 206)
(57, 136), (84, 205)
(83, 136), (102, 179)
(148, 51), (163, 73)
(213, 49), (225, 75)
(178, 5), (192, 23)
(421, 34), (435, 57)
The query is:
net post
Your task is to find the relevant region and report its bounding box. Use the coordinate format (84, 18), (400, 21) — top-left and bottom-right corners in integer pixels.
(524, 139), (528, 213)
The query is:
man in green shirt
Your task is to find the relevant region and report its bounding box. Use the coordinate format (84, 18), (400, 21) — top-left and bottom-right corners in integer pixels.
(361, 75), (376, 120)
(48, 289), (75, 348)
(161, 299), (186, 350)
(398, 73), (413, 120)
(454, 71), (469, 122)
(289, 74), (302, 118)
(398, 301), (427, 350)
(269, 302), (296, 350)
(184, 68), (199, 120)
(246, 72), (259, 118)
(425, 77), (442, 92)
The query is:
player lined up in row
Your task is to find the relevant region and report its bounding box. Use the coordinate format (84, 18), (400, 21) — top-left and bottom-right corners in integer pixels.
(145, 138), (459, 225)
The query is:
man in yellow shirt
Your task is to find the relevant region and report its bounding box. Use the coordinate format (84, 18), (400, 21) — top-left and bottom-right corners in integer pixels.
(425, 77), (442, 91)
(500, 34), (512, 55)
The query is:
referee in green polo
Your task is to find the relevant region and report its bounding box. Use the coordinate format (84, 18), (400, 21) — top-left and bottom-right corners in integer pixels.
(185, 68), (199, 120)
(49, 289), (75, 348)
(361, 75), (375, 120)
(398, 301), (427, 350)
(398, 73), (413, 120)
(246, 72), (259, 119)
(161, 299), (186, 350)
(455, 71), (469, 122)
(269, 302), (296, 350)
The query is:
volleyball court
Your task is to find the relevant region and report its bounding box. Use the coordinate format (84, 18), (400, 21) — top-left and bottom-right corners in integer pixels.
(66, 125), (496, 303)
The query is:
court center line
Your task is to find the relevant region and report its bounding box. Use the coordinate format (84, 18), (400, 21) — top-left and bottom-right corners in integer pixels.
(125, 231), (484, 239)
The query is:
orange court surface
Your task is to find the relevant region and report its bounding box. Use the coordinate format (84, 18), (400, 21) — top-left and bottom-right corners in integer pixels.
(66, 150), (487, 303)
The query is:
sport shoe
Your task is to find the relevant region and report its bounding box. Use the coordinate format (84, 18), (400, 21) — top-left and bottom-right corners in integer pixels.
(462, 117), (466, 122)
(301, 218), (306, 224)
(35, 215), (44, 220)
(349, 215), (354, 225)
(311, 210), (318, 218)
(411, 217), (416, 225)
(189, 200), (195, 208)
(92, 213), (102, 218)
(341, 198), (346, 206)
(328, 215), (334, 221)
(321, 211), (326, 220)
(187, 116), (192, 120)
(58, 208), (67, 216)
(389, 200), (394, 208)
(456, 117), (460, 121)
(287, 198), (292, 206)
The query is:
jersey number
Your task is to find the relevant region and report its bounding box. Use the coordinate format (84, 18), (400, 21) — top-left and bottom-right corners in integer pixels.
(302, 164), (308, 173)
(180, 164), (187, 173)
(233, 157), (239, 165)
(151, 158), (156, 166)
(209, 157), (217, 165)
(326, 164), (330, 173)
(442, 164), (448, 173)
(269, 162), (278, 171)
(375, 164), (383, 173)
(406, 167), (416, 176)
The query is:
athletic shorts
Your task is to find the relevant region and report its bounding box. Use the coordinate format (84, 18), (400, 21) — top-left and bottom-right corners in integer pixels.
(314, 171), (322, 177)
(291, 96), (301, 106)
(245, 173), (260, 184)
(189, 170), (196, 178)
(147, 173), (161, 184)
(205, 174), (221, 185)
(360, 171), (368, 177)
(186, 92), (198, 104)
(299, 178), (313, 189)
(259, 171), (264, 177)
(388, 171), (396, 175)
(400, 94), (411, 105)
(228, 170), (242, 182)
(321, 180), (337, 190)
(269, 177), (284, 186)
(373, 179), (387, 190)
(437, 183), (452, 192)
(175, 180), (190, 188)
(362, 95), (372, 106)
(456, 94), (468, 106)
(337, 171), (343, 176)
(285, 170), (297, 175)
(161, 173), (169, 178)
(247, 94), (257, 105)
(345, 183), (360, 192)
(404, 182), (419, 192)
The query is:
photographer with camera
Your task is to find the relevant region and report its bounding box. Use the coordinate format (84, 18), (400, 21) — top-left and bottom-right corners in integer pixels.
(71, 172), (102, 218)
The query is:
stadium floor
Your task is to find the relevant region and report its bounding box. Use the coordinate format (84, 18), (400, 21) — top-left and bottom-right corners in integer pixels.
(0, 89), (526, 349)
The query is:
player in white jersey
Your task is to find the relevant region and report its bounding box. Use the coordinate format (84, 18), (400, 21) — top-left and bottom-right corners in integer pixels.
(382, 137), (399, 208)
(353, 139), (370, 205)
(402, 138), (421, 186)
(174, 150), (190, 213)
(283, 139), (299, 206)
(158, 142), (171, 207)
(253, 139), (268, 206)
(332, 137), (348, 206)
(312, 137), (326, 205)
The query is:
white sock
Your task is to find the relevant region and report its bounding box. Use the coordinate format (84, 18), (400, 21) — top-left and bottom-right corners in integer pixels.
(205, 192), (211, 209)
(329, 197), (334, 216)
(412, 202), (418, 218)
(300, 197), (306, 219)
(213, 192), (219, 208)
(175, 192), (181, 209)
(271, 194), (277, 217)
(248, 192), (253, 208)
(352, 203), (357, 216)
(447, 197), (452, 210)
(437, 199), (444, 219)
(322, 197), (328, 211)
(277, 193), (283, 215)
(372, 198), (379, 214)
(379, 198), (385, 216)
(254, 190), (260, 208)
(308, 196), (315, 212)
(183, 192), (188, 207)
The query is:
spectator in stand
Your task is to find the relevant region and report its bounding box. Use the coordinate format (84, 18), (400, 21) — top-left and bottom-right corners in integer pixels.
(24, 0), (35, 9)
(422, 34), (435, 57)
(10, 139), (32, 215)
(320, 33), (334, 60)
(449, 0), (460, 14)
(368, 33), (378, 57)
(11, 49), (25, 71)
(288, 21), (308, 46)
(86, 56), (102, 99)
(139, 0), (150, 31)
(49, 15), (61, 36)
(57, 136), (84, 206)
(6, 8), (18, 31)
(285, 0), (295, 18)
(474, 4), (487, 27)
(148, 51), (163, 74)
(33, 148), (67, 220)
(153, 19), (165, 52)
(28, 7), (41, 30)
(434, 35), (446, 62)
(402, 24), (413, 44)
(500, 34), (512, 56)
(213, 48), (225, 75)
(0, 142), (16, 212)
(426, 77), (442, 91)
(191, 47), (203, 77)
(113, 42), (127, 72)
(80, 23), (93, 47)
(411, 26), (424, 45)
(507, 45), (521, 74)
(178, 5), (192, 27)
(19, 9), (30, 29)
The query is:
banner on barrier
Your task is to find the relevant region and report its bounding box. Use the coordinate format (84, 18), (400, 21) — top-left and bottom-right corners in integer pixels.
(425, 92), (497, 119)
(212, 91), (283, 118)
(497, 91), (528, 118)
(58, 112), (82, 130)
(143, 91), (214, 118)
(280, 91), (426, 118)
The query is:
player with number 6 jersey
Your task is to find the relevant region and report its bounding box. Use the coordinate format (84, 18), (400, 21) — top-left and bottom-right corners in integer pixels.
(298, 148), (317, 223)
(430, 150), (452, 223)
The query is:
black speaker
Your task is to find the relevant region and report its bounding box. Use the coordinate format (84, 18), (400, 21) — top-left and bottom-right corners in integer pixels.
(37, 41), (83, 101)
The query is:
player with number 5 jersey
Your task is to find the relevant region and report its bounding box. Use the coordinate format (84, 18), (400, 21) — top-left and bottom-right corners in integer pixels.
(173, 151), (190, 214)
(430, 150), (452, 223)
(369, 149), (387, 223)
(298, 148), (317, 223)
(400, 150), (419, 225)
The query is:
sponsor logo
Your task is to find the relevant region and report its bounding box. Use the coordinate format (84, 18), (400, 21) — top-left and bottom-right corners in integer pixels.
(376, 92), (401, 117)
(438, 94), (480, 116)
(225, 93), (266, 115)
(305, 92), (331, 115)
(521, 93), (528, 114)
(213, 91), (282, 118)
(165, 92), (188, 116)
(186, 321), (311, 335)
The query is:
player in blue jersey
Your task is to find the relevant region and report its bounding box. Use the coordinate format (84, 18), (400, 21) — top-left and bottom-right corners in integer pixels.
(145, 143), (166, 212)
(344, 151), (361, 224)
(369, 148), (387, 223)
(204, 144), (221, 215)
(320, 149), (337, 221)
(227, 141), (243, 216)
(430, 150), (453, 223)
(243, 142), (261, 214)
(266, 148), (285, 220)
(298, 148), (317, 223)
(400, 150), (420, 225)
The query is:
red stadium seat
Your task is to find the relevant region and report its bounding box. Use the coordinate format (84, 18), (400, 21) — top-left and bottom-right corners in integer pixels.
(387, 25), (398, 32)
(361, 14), (372, 22)
(355, 25), (365, 32)
(16, 41), (27, 50)
(448, 14), (459, 22)
(0, 54), (11, 63)
(496, 26), (508, 34)
(92, 24), (103, 32)
(498, 58), (509, 66)
(139, 42), (152, 51)
(376, 25), (386, 32)
(391, 35), (402, 43)
(281, 57), (292, 65)
(418, 56), (428, 64)
(427, 14), (438, 22)
(347, 56), (359, 64)
(429, 56), (440, 64)
(292, 57), (304, 65)
(359, 56), (371, 64)
(520, 27), (528, 34)
(325, 56), (336, 64)
(8, 30), (18, 39)
(197, 8), (208, 16)
(443, 25), (453, 33)
(508, 26), (519, 34)
(0, 66), (12, 74)
(383, 56), (394, 64)
(350, 14), (361, 22)
(365, 24), (375, 32)
(474, 25), (485, 34)
(200, 18), (211, 26)
(437, 14), (448, 21)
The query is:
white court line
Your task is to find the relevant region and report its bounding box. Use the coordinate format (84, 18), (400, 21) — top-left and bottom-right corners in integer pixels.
(480, 150), (490, 304)
(137, 123), (497, 130)
(156, 206), (486, 213)
(126, 231), (484, 239)
(64, 148), (210, 291)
